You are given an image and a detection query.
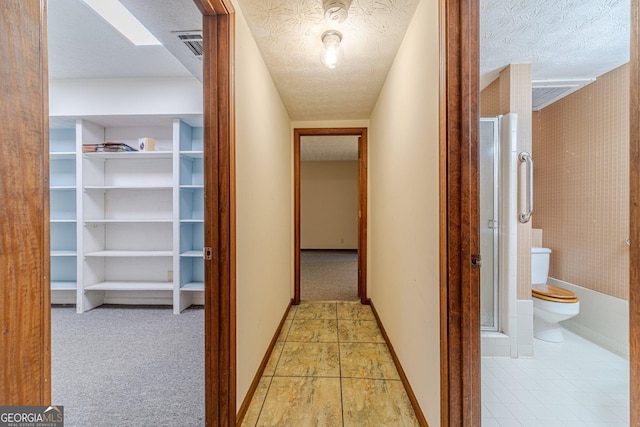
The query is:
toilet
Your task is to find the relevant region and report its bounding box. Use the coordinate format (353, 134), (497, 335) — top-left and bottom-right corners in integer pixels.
(531, 247), (580, 342)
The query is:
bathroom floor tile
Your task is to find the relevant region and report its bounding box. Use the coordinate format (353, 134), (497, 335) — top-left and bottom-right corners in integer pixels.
(274, 342), (340, 377)
(341, 378), (420, 427)
(337, 302), (375, 320)
(240, 376), (271, 427)
(294, 302), (337, 320)
(482, 328), (629, 427)
(340, 343), (400, 379)
(256, 377), (342, 426)
(338, 320), (385, 343)
(287, 319), (338, 342)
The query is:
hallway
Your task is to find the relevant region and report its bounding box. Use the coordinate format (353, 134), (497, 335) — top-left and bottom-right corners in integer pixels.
(241, 301), (420, 426)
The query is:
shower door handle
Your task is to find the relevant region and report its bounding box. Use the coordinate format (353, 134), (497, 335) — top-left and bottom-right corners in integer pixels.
(519, 152), (533, 223)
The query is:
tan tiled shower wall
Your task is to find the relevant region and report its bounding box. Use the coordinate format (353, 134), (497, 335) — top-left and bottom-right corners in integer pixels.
(532, 64), (630, 300)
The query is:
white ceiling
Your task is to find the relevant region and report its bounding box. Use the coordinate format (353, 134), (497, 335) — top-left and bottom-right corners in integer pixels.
(237, 0), (420, 121)
(47, 0), (631, 120)
(301, 136), (359, 161)
(480, 0), (630, 88)
(48, 0), (197, 79)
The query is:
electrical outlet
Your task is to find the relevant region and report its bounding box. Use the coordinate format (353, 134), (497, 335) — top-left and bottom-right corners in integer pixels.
(168, 270), (173, 282)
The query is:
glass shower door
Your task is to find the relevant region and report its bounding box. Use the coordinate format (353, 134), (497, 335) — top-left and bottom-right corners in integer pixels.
(480, 118), (499, 330)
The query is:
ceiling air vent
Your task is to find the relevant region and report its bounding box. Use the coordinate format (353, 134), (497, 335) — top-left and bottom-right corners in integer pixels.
(532, 79), (596, 111)
(174, 31), (203, 60)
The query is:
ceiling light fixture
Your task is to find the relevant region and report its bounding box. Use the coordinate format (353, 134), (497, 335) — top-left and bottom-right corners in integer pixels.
(322, 0), (352, 23)
(320, 30), (343, 69)
(80, 0), (161, 46)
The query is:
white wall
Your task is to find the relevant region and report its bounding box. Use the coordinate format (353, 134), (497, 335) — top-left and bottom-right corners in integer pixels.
(368, 0), (440, 423)
(232, 1), (293, 410)
(301, 161), (358, 249)
(49, 77), (203, 117)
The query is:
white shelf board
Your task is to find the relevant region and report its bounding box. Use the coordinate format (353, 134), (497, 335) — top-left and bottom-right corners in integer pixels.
(51, 186), (76, 190)
(181, 282), (204, 291)
(180, 250), (203, 258)
(51, 219), (77, 223)
(85, 250), (173, 257)
(83, 151), (173, 159)
(84, 185), (172, 191)
(50, 152), (76, 159)
(180, 151), (203, 159)
(51, 250), (77, 257)
(180, 184), (204, 190)
(84, 281), (173, 291)
(84, 219), (173, 224)
(180, 219), (204, 223)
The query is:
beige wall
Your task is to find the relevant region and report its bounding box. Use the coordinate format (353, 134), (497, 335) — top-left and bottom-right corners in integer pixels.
(533, 64), (630, 300)
(232, 2), (293, 409)
(480, 78), (500, 117)
(368, 0), (440, 422)
(301, 161), (358, 249)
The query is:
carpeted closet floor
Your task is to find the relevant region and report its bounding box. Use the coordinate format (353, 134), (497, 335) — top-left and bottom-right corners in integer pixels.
(300, 250), (358, 301)
(51, 306), (205, 427)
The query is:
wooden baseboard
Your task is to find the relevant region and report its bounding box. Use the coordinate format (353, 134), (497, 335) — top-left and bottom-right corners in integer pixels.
(369, 300), (429, 427)
(235, 299), (293, 425)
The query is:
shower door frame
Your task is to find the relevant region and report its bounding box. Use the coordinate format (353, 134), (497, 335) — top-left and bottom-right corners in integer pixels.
(479, 117), (500, 332)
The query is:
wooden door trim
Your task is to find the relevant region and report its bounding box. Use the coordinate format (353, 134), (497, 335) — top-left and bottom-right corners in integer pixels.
(630, 0), (639, 424)
(440, 0), (481, 425)
(0, 0), (51, 405)
(193, 0), (236, 425)
(293, 127), (368, 305)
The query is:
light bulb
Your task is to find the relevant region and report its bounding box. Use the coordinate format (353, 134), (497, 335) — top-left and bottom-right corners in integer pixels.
(320, 30), (343, 69)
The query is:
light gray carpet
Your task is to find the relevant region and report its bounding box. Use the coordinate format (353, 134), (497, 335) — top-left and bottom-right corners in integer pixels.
(300, 250), (358, 301)
(51, 306), (204, 427)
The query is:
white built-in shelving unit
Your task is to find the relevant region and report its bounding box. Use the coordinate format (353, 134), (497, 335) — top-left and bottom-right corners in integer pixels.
(50, 127), (79, 304)
(49, 116), (204, 313)
(176, 122), (205, 313)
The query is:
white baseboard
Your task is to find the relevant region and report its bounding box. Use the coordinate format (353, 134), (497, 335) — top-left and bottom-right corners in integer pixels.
(549, 277), (629, 358)
(481, 331), (511, 357)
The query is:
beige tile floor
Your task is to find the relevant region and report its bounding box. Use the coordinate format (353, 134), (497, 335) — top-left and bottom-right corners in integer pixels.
(241, 301), (420, 427)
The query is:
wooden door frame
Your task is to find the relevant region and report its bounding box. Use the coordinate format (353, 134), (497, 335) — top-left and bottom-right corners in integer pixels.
(293, 128), (369, 305)
(1, 0), (51, 406)
(630, 0), (639, 423)
(440, 0), (481, 424)
(192, 0), (236, 425)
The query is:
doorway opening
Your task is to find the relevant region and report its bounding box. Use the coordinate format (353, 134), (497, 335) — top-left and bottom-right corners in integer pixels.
(294, 128), (368, 305)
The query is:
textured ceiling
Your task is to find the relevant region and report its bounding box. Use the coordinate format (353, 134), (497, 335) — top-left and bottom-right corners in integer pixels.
(301, 136), (359, 161)
(480, 0), (630, 88)
(48, 0), (631, 119)
(238, 0), (420, 121)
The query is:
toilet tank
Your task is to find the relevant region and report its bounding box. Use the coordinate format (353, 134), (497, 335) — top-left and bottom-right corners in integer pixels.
(531, 247), (551, 285)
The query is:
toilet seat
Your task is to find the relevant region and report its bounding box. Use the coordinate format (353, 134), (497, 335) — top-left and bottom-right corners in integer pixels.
(532, 284), (579, 303)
